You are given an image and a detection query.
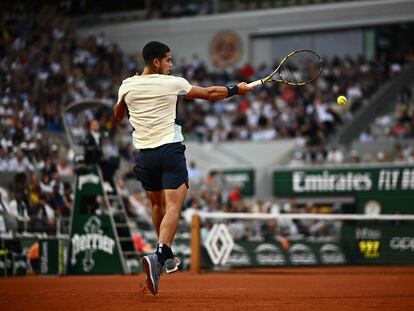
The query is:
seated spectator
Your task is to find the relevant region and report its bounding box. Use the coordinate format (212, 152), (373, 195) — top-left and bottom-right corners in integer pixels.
(182, 200), (203, 224)
(8, 192), (30, 231)
(57, 158), (74, 177)
(61, 182), (74, 217)
(188, 161), (203, 186)
(261, 219), (290, 250)
(49, 184), (65, 216)
(30, 193), (55, 234)
(128, 191), (152, 224)
(0, 147), (9, 171)
(8, 149), (34, 172)
(326, 144), (344, 164)
(40, 173), (55, 194)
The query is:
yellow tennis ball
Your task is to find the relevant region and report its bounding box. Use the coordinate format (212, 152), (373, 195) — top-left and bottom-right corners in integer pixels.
(337, 95), (347, 105)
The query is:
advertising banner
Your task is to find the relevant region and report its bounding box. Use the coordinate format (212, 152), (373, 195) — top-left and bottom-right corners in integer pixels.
(223, 241), (347, 267)
(222, 169), (255, 196)
(273, 165), (414, 213)
(68, 166), (124, 274)
(342, 221), (414, 264)
(39, 238), (65, 275)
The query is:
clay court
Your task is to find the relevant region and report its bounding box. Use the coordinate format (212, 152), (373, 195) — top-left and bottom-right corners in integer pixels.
(1, 265), (414, 310)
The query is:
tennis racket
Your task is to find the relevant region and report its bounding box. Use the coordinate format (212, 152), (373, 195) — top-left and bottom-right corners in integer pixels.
(247, 49), (323, 88)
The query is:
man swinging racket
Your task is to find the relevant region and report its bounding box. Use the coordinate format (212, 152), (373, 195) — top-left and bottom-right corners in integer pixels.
(114, 41), (252, 295)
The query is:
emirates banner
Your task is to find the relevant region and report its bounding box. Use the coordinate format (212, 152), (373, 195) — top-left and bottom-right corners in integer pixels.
(273, 165), (414, 214)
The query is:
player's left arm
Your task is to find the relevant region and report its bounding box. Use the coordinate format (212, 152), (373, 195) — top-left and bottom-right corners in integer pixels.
(114, 99), (128, 122)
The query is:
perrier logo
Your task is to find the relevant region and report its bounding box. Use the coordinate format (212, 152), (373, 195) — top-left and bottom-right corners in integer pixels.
(71, 216), (116, 272)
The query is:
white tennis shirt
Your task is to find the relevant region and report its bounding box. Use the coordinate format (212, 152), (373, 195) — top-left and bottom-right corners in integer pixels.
(117, 74), (192, 149)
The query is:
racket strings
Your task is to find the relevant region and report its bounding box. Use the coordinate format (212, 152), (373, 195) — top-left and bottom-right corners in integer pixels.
(280, 68), (301, 84)
(280, 51), (321, 85)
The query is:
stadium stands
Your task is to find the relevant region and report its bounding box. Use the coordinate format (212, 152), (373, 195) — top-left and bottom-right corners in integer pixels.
(1, 1), (414, 242)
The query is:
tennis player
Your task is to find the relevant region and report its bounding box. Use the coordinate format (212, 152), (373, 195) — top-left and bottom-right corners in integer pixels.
(114, 41), (252, 295)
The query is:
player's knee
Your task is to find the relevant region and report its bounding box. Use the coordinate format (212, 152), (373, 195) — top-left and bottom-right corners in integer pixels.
(152, 204), (166, 213)
(165, 203), (182, 215)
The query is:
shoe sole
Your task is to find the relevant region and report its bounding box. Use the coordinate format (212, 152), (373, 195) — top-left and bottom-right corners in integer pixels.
(164, 266), (178, 274)
(142, 257), (157, 295)
(164, 257), (181, 274)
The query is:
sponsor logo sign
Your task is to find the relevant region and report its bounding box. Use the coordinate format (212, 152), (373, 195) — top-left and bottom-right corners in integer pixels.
(273, 166), (414, 214)
(293, 171), (373, 193)
(204, 224), (234, 266)
(255, 243), (286, 265)
(71, 216), (116, 272)
(226, 244), (252, 266)
(389, 237), (414, 252)
(288, 243), (317, 265)
(319, 244), (346, 264)
(78, 174), (100, 190)
(355, 227), (381, 239)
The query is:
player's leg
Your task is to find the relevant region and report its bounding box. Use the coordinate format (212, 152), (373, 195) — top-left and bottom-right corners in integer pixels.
(134, 149), (165, 295)
(154, 143), (189, 273)
(147, 190), (166, 237)
(158, 183), (187, 245)
(153, 183), (186, 274)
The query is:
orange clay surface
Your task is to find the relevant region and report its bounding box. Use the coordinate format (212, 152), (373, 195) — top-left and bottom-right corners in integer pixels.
(1, 266), (414, 311)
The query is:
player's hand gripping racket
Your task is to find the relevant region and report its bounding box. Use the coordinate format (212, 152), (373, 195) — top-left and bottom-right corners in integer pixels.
(248, 49), (323, 88)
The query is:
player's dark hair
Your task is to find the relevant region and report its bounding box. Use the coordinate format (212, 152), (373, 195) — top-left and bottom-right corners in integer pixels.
(142, 41), (170, 66)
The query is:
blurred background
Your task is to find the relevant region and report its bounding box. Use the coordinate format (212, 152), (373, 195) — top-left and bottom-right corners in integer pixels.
(0, 0), (414, 276)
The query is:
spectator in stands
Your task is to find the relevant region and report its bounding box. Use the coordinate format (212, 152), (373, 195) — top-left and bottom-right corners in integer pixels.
(84, 120), (103, 164)
(61, 182), (74, 217)
(182, 199), (203, 224)
(39, 173), (54, 194)
(359, 128), (374, 143)
(49, 184), (66, 216)
(56, 158), (74, 177)
(30, 193), (55, 234)
(12, 172), (30, 207)
(128, 191), (152, 225)
(8, 149), (34, 172)
(350, 150), (361, 163)
(8, 192), (30, 231)
(84, 120), (118, 182)
(0, 188), (18, 232)
(261, 219), (290, 250)
(187, 161), (203, 185)
(326, 144), (344, 164)
(0, 147), (9, 171)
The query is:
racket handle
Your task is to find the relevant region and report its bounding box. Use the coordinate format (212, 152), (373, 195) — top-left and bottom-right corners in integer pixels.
(247, 80), (263, 88)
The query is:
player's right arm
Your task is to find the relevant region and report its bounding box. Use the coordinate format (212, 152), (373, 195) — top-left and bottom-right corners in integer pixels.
(185, 82), (252, 101)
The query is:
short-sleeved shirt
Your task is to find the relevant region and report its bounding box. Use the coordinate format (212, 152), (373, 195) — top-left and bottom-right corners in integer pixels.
(117, 74), (192, 149)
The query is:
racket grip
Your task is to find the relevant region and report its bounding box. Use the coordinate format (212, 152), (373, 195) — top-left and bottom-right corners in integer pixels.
(247, 80), (263, 88)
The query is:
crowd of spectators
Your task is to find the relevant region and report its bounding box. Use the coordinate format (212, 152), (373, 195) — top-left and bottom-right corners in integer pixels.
(288, 83), (414, 166)
(1, 3), (413, 238)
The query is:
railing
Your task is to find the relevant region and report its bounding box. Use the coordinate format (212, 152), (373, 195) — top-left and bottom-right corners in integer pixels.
(0, 216), (71, 239)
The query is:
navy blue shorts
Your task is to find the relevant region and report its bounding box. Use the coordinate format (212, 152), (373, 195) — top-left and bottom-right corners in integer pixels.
(134, 142), (189, 191)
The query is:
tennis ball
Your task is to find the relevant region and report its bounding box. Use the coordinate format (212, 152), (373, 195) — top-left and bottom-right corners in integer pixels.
(337, 95), (347, 105)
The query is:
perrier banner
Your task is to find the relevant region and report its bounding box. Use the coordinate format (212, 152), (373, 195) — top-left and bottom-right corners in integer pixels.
(68, 166), (125, 274)
(273, 165), (414, 214)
